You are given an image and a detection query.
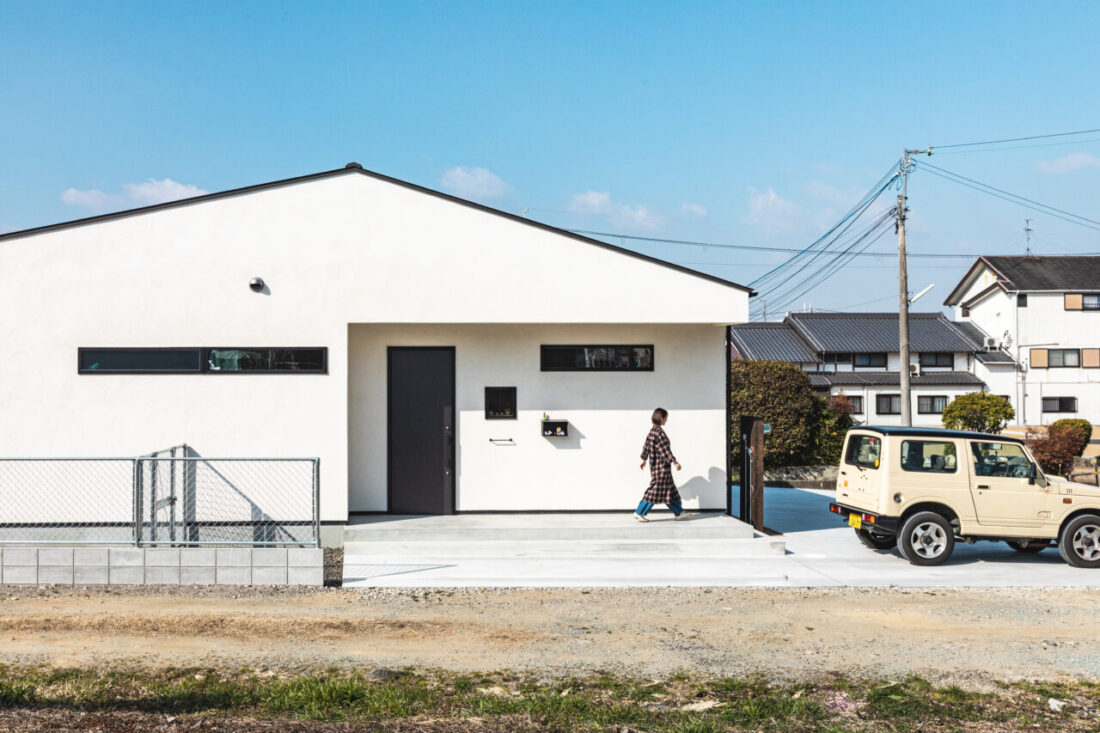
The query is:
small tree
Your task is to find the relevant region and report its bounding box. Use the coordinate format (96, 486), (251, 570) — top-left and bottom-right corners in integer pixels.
(812, 394), (856, 465)
(1050, 418), (1092, 457)
(729, 361), (818, 468)
(941, 391), (1015, 434)
(1028, 428), (1081, 476)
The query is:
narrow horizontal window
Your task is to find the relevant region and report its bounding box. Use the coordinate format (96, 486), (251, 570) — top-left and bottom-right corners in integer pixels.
(78, 348), (202, 374)
(80, 348), (327, 374)
(854, 353), (887, 368)
(540, 345), (653, 372)
(205, 348), (327, 373)
(917, 395), (949, 414)
(919, 352), (953, 368)
(1048, 349), (1080, 368)
(823, 352), (852, 364)
(1042, 396), (1077, 413)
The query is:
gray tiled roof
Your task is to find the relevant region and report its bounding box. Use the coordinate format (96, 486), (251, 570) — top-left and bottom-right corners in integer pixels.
(950, 320), (986, 347)
(985, 255), (1100, 291)
(807, 371), (985, 388)
(945, 320), (1016, 364)
(786, 312), (977, 353)
(728, 323), (817, 362)
(975, 350), (1016, 364)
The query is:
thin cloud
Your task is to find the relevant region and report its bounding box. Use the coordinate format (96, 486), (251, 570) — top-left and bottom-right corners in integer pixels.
(1036, 152), (1100, 175)
(679, 202), (707, 219)
(568, 190), (660, 231)
(61, 178), (209, 212)
(745, 187), (799, 233)
(440, 166), (511, 200)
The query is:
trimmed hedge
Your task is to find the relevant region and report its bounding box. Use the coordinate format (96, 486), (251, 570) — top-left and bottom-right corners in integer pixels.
(940, 392), (1014, 434)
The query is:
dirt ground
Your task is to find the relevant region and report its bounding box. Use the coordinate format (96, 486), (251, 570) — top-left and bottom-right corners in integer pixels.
(1, 585), (1098, 688)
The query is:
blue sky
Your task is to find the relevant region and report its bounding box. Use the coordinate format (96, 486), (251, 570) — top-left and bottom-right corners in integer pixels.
(2, 1), (1099, 314)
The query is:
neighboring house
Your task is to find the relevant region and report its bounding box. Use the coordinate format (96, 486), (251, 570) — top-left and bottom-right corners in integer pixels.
(729, 312), (986, 426)
(945, 255), (1100, 425)
(0, 163), (751, 540)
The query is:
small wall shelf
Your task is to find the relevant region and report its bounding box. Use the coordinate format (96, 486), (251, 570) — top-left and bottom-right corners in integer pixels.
(542, 420), (569, 437)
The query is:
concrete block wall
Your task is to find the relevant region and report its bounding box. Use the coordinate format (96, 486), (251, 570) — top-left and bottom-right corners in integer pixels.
(0, 546), (323, 586)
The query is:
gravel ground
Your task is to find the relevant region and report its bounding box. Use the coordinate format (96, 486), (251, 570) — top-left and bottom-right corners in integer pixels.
(1, 585), (1098, 688)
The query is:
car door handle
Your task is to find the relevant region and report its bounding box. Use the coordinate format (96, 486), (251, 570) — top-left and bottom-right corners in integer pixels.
(977, 484), (989, 489)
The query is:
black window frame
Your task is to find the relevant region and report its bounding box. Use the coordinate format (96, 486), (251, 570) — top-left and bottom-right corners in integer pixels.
(876, 393), (901, 415)
(823, 352), (853, 364)
(540, 345), (654, 372)
(78, 347), (328, 375)
(846, 395), (864, 414)
(1042, 396), (1078, 413)
(1048, 349), (1081, 368)
(854, 352), (887, 368)
(1017, 293), (1028, 307)
(918, 352), (953, 368)
(484, 386), (517, 420)
(917, 395), (949, 414)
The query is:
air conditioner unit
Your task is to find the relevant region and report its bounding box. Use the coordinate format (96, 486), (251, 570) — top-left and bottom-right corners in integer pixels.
(983, 336), (998, 350)
(909, 363), (919, 375)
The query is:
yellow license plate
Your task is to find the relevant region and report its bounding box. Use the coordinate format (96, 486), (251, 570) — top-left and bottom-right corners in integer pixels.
(848, 513), (862, 530)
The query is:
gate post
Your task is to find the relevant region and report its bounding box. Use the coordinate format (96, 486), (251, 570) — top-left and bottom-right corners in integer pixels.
(738, 416), (765, 530)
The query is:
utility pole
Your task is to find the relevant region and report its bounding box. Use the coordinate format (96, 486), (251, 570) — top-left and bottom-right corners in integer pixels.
(897, 147), (931, 427)
(1024, 218), (1033, 255)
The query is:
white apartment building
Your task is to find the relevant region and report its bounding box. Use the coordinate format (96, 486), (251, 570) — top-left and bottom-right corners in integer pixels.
(729, 312), (987, 427)
(945, 255), (1100, 426)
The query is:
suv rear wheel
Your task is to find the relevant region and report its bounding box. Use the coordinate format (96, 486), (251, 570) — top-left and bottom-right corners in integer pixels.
(898, 511), (954, 566)
(854, 527), (896, 550)
(1058, 514), (1100, 568)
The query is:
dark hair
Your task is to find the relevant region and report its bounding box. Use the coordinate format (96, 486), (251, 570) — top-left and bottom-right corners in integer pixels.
(651, 407), (668, 426)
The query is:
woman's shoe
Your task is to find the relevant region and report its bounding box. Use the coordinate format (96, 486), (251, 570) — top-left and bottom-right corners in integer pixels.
(673, 513), (691, 521)
(634, 513), (649, 522)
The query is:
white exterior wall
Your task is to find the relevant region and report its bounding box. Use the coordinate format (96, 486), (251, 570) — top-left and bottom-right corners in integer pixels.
(956, 274), (1100, 425)
(349, 324), (727, 512)
(0, 171), (748, 520)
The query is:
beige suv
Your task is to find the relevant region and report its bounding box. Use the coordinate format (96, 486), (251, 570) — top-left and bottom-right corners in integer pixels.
(829, 426), (1100, 567)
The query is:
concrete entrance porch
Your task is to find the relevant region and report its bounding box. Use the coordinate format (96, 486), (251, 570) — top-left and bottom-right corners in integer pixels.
(341, 512), (785, 587)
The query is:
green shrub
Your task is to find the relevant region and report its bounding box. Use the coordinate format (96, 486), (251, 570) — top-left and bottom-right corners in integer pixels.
(812, 394), (855, 465)
(729, 361), (818, 468)
(1050, 418), (1092, 457)
(941, 392), (1014, 434)
(1028, 429), (1081, 476)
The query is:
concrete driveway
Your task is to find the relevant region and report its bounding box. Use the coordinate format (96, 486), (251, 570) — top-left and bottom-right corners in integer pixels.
(766, 486), (1100, 586)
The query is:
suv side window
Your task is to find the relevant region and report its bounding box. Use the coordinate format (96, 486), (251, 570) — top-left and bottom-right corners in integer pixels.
(845, 435), (881, 469)
(900, 440), (957, 473)
(970, 441), (1032, 479)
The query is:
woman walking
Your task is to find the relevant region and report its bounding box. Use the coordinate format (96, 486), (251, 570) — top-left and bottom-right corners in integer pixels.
(635, 407), (683, 521)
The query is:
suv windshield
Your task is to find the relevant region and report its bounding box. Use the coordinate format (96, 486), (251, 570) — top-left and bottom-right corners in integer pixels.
(845, 434), (881, 469)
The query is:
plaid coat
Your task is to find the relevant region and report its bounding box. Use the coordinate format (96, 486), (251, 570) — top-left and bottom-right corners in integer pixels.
(640, 426), (680, 504)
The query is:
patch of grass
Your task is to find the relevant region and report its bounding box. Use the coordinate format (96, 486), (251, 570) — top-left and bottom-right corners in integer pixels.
(0, 665), (1097, 731)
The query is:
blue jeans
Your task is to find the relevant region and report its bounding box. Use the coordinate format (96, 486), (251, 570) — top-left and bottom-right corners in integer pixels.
(636, 499), (682, 517)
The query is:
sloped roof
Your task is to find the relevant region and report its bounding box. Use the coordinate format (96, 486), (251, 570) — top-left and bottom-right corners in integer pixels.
(945, 255), (1100, 304)
(728, 323), (817, 362)
(0, 163), (752, 295)
(808, 371), (985, 387)
(951, 320), (987, 347)
(786, 312), (977, 353)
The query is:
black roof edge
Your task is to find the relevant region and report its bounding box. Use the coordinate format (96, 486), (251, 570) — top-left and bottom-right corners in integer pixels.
(0, 164), (755, 296)
(852, 425), (1025, 443)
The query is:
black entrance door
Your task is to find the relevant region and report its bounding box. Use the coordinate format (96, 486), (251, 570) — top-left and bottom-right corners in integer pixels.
(387, 347), (455, 514)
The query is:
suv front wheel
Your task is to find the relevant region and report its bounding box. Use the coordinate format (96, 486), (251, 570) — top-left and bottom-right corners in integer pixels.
(898, 511), (955, 566)
(1058, 514), (1100, 568)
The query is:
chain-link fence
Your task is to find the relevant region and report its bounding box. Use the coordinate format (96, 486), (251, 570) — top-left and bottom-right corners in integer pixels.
(0, 448), (319, 547)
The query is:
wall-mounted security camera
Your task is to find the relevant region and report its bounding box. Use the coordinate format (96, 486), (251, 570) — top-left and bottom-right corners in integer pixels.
(249, 277), (265, 293)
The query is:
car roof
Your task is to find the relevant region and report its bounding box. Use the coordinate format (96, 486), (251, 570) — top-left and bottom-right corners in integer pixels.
(851, 426), (1025, 444)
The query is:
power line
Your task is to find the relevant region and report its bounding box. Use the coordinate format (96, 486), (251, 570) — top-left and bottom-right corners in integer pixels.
(933, 136), (1100, 155)
(916, 161), (1100, 230)
(932, 127), (1100, 150)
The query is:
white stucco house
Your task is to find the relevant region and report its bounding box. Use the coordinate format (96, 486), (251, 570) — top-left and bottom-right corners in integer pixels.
(945, 255), (1100, 425)
(0, 164), (751, 543)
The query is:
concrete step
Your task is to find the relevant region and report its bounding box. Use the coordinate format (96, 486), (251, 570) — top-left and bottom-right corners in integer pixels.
(343, 513), (755, 543)
(343, 537), (786, 560)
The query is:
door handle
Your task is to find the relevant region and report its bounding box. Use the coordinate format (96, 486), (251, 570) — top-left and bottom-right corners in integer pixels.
(977, 484), (989, 489)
